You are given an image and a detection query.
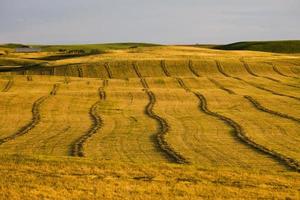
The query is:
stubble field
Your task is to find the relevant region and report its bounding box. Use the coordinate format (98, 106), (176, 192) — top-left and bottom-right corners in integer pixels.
(0, 44), (299, 199)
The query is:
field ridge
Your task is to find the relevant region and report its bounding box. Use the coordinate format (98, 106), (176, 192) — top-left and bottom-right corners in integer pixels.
(193, 92), (300, 172)
(244, 95), (300, 123)
(145, 89), (188, 164)
(241, 59), (300, 89)
(161, 60), (171, 77)
(188, 60), (200, 77)
(208, 78), (236, 94)
(1, 79), (14, 92)
(104, 63), (113, 79)
(215, 60), (300, 101)
(0, 83), (59, 145)
(71, 87), (105, 157)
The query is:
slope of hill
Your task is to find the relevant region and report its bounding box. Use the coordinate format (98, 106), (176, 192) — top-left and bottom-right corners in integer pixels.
(0, 45), (299, 199)
(215, 40), (300, 53)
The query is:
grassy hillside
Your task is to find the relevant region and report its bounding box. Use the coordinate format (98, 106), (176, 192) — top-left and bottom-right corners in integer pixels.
(215, 40), (300, 53)
(0, 46), (299, 199)
(0, 43), (161, 52)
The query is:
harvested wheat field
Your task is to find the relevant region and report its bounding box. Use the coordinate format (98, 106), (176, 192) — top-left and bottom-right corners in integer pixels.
(0, 43), (300, 199)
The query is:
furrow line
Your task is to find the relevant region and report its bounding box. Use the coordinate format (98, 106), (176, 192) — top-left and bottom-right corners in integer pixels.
(262, 76), (300, 89)
(235, 77), (300, 101)
(141, 78), (149, 89)
(208, 78), (236, 95)
(244, 95), (300, 123)
(2, 79), (13, 92)
(215, 60), (230, 77)
(132, 62), (149, 89)
(240, 58), (259, 77)
(104, 63), (113, 79)
(103, 79), (109, 87)
(161, 60), (171, 77)
(132, 62), (143, 78)
(77, 66), (84, 78)
(64, 67), (71, 84)
(241, 59), (300, 88)
(215, 61), (300, 101)
(0, 84), (59, 145)
(188, 60), (200, 77)
(193, 92), (300, 172)
(272, 64), (290, 77)
(176, 78), (190, 92)
(144, 90), (188, 164)
(99, 87), (106, 100)
(71, 88), (105, 157)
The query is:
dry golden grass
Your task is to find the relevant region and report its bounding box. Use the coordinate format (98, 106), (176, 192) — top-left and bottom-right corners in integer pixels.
(1, 155), (300, 200)
(0, 45), (299, 199)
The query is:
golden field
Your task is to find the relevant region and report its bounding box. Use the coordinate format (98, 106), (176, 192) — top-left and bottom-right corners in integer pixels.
(0, 45), (299, 199)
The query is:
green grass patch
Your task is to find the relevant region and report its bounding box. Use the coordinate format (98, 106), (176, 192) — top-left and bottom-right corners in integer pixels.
(215, 40), (300, 53)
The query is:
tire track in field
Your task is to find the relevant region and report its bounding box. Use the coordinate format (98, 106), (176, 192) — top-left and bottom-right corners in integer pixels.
(0, 84), (60, 145)
(199, 77), (299, 122)
(177, 78), (300, 172)
(104, 63), (113, 79)
(176, 78), (191, 92)
(103, 79), (108, 87)
(240, 58), (259, 77)
(215, 60), (231, 77)
(132, 62), (149, 89)
(193, 92), (300, 172)
(240, 59), (300, 89)
(215, 60), (300, 101)
(244, 96), (300, 123)
(272, 64), (291, 77)
(208, 78), (236, 95)
(145, 90), (188, 164)
(71, 87), (105, 157)
(133, 65), (188, 164)
(188, 60), (200, 77)
(161, 60), (171, 77)
(77, 66), (84, 78)
(64, 67), (71, 84)
(1, 79), (13, 92)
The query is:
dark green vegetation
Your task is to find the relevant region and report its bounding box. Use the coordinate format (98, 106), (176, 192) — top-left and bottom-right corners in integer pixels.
(215, 40), (300, 53)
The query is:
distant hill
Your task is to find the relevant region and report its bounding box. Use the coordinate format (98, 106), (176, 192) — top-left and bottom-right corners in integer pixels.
(215, 40), (300, 53)
(0, 43), (161, 52)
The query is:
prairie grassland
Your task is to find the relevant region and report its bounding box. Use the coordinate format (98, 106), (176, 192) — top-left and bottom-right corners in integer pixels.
(0, 45), (299, 199)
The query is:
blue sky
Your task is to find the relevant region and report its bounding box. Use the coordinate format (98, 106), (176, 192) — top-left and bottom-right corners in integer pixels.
(0, 0), (299, 44)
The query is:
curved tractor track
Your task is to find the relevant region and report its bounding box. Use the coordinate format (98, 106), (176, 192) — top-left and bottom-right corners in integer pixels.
(161, 60), (171, 77)
(244, 96), (300, 123)
(77, 66), (84, 78)
(270, 63), (299, 80)
(0, 84), (60, 145)
(215, 60), (300, 102)
(240, 59), (300, 89)
(208, 78), (236, 95)
(188, 60), (200, 77)
(132, 62), (149, 89)
(145, 90), (188, 164)
(1, 79), (14, 92)
(193, 92), (300, 172)
(71, 87), (105, 157)
(176, 78), (191, 92)
(104, 63), (113, 79)
(136, 69), (187, 164)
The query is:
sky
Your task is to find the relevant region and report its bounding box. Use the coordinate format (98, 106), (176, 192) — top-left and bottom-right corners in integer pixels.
(0, 0), (299, 44)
